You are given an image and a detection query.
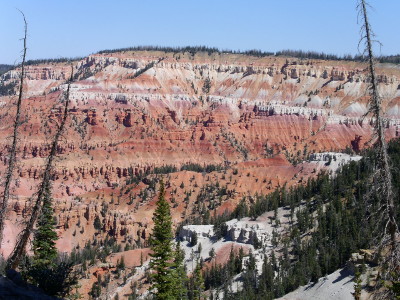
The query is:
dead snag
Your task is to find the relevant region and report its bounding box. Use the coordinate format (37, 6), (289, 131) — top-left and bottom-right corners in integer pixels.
(0, 11), (28, 248)
(6, 69), (73, 270)
(358, 0), (399, 297)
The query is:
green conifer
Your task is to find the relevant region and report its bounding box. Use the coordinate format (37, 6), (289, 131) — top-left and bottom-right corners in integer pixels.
(32, 184), (58, 267)
(150, 180), (175, 299)
(172, 241), (188, 299)
(191, 260), (205, 300)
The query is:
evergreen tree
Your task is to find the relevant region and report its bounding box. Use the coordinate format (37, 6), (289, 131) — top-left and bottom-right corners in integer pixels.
(172, 241), (188, 299)
(150, 180), (175, 300)
(32, 184), (58, 267)
(190, 260), (205, 300)
(241, 251), (257, 295)
(94, 215), (102, 231)
(190, 232), (198, 247)
(89, 280), (101, 298)
(209, 248), (216, 261)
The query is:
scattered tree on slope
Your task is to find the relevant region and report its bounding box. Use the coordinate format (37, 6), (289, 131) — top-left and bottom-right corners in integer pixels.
(150, 180), (176, 299)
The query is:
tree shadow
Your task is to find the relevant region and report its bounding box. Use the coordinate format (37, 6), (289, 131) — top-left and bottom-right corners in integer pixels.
(332, 268), (354, 284)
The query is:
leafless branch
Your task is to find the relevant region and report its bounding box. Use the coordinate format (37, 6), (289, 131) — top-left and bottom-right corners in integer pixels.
(0, 11), (28, 248)
(6, 67), (74, 270)
(358, 1), (400, 297)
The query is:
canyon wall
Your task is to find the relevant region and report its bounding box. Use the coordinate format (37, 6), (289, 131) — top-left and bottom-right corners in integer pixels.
(0, 50), (399, 255)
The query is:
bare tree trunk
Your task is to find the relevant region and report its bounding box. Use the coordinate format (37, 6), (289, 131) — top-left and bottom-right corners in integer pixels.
(358, 1), (399, 297)
(6, 70), (73, 270)
(359, 0), (398, 248)
(0, 12), (28, 248)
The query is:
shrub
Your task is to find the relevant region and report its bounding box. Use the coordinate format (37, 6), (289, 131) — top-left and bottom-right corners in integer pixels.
(24, 260), (78, 297)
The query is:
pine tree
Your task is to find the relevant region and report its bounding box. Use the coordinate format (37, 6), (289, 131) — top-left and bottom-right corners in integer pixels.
(94, 215), (102, 231)
(209, 248), (216, 261)
(172, 241), (188, 299)
(190, 232), (198, 247)
(190, 260), (205, 300)
(32, 184), (58, 267)
(117, 256), (125, 270)
(26, 184), (77, 297)
(150, 180), (175, 300)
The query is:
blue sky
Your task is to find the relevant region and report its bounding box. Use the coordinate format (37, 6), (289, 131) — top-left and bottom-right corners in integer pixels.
(1, 0), (399, 64)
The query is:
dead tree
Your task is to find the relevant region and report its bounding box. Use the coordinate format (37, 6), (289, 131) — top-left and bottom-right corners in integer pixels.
(358, 0), (399, 295)
(0, 11), (28, 248)
(6, 69), (73, 270)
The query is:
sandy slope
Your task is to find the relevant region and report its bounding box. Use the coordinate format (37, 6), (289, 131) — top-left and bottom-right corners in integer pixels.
(277, 268), (354, 300)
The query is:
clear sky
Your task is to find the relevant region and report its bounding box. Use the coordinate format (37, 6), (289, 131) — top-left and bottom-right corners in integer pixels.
(1, 0), (399, 64)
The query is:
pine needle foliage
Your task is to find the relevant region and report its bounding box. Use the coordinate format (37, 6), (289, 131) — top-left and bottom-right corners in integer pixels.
(189, 261), (205, 300)
(32, 184), (58, 268)
(150, 180), (176, 300)
(172, 241), (188, 300)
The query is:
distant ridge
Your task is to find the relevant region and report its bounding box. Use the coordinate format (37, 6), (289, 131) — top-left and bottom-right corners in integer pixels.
(98, 45), (400, 64)
(3, 46), (400, 67)
(0, 64), (13, 76)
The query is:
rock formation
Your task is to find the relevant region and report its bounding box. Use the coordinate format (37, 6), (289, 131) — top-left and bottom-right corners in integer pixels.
(0, 49), (399, 257)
